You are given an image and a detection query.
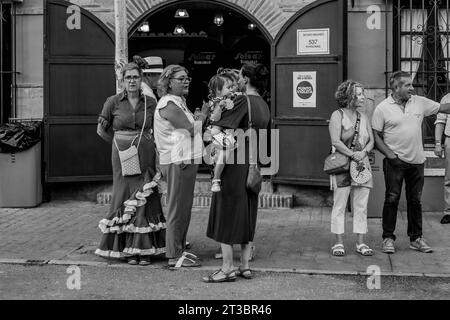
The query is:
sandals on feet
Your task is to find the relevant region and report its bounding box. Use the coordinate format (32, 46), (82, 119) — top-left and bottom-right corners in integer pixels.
(127, 257), (138, 265)
(236, 267), (253, 279)
(356, 243), (373, 256)
(202, 269), (236, 283)
(168, 252), (201, 268)
(139, 256), (151, 265)
(331, 244), (345, 256)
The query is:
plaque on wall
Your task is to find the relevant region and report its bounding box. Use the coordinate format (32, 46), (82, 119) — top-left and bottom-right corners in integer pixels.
(297, 28), (330, 55)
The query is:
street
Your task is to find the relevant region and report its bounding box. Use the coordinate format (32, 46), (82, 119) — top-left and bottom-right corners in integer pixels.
(1, 264), (449, 300)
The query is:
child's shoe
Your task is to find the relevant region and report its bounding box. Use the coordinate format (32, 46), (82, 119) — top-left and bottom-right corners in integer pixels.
(211, 179), (221, 192)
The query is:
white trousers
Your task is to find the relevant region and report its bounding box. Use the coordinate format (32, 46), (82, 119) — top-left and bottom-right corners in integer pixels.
(331, 186), (370, 235)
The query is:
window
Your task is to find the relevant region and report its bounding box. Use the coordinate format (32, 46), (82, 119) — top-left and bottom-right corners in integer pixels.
(394, 0), (450, 144)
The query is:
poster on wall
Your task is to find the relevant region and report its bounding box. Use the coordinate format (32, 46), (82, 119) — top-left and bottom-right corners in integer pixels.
(297, 28), (329, 55)
(293, 71), (316, 108)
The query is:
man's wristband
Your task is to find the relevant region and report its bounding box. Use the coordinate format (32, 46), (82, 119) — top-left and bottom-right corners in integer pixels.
(436, 141), (442, 145)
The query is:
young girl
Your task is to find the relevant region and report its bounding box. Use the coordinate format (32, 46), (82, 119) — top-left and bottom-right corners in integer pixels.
(206, 74), (240, 192)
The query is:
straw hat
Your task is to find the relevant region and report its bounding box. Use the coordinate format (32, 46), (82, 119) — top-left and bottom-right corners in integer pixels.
(142, 56), (164, 73)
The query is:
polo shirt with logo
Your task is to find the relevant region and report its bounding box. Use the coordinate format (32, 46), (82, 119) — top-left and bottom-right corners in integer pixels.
(371, 95), (440, 164)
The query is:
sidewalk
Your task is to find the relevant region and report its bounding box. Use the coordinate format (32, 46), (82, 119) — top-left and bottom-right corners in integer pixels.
(1, 200), (449, 277)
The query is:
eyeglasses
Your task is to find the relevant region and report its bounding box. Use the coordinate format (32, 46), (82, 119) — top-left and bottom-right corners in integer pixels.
(124, 75), (141, 81)
(171, 76), (192, 83)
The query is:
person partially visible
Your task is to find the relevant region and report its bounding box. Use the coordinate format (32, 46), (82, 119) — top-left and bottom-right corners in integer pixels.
(153, 65), (209, 268)
(328, 80), (374, 257)
(433, 91), (450, 224)
(133, 55), (164, 101)
(372, 71), (450, 254)
(95, 63), (165, 265)
(203, 63), (270, 283)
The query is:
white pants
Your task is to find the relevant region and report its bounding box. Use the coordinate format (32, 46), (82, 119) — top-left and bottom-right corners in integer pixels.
(331, 186), (370, 235)
(444, 138), (450, 213)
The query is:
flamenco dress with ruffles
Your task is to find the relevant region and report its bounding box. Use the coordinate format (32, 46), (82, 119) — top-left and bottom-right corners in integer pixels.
(95, 92), (166, 259)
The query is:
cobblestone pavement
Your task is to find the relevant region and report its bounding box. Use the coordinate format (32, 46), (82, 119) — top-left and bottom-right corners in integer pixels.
(0, 201), (449, 276)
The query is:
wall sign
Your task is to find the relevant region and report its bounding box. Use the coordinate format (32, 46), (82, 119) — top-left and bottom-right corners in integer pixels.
(293, 71), (316, 108)
(297, 28), (329, 55)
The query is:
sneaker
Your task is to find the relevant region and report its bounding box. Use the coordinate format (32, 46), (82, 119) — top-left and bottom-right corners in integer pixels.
(211, 179), (221, 192)
(410, 237), (433, 253)
(382, 238), (395, 254)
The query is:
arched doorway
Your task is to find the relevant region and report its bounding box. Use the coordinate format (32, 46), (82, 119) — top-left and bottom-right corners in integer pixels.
(128, 0), (271, 112)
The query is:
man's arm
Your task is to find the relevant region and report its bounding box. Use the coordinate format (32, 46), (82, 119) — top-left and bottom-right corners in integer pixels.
(373, 129), (396, 159)
(435, 123), (445, 157)
(438, 103), (450, 114)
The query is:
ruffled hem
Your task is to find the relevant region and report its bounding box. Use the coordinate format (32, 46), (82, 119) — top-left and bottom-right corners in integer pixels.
(98, 172), (163, 234)
(95, 247), (166, 258)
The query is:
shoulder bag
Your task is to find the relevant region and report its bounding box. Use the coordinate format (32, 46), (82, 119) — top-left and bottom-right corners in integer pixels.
(323, 109), (360, 175)
(114, 95), (147, 177)
(245, 95), (263, 194)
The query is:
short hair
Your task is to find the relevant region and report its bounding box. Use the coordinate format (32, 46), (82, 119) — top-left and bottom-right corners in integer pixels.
(121, 62), (142, 79)
(389, 70), (411, 90)
(241, 62), (269, 95)
(208, 74), (228, 99)
(157, 64), (188, 97)
(334, 80), (364, 109)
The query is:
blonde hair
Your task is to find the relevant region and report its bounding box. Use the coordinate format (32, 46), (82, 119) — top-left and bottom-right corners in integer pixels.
(157, 65), (188, 97)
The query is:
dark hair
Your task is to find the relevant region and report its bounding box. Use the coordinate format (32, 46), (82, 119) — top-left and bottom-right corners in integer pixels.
(121, 62), (143, 79)
(334, 80), (364, 109)
(157, 64), (188, 97)
(389, 70), (411, 90)
(241, 62), (269, 94)
(132, 55), (149, 70)
(208, 74), (228, 99)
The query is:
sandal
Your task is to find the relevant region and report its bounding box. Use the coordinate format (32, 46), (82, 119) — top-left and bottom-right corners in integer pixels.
(356, 243), (373, 256)
(236, 267), (253, 279)
(331, 244), (345, 256)
(127, 257), (138, 265)
(139, 256), (151, 266)
(202, 269), (236, 283)
(168, 252), (201, 268)
(211, 179), (221, 192)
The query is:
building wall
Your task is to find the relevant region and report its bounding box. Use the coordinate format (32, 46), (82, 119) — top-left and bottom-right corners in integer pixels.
(15, 0), (44, 119)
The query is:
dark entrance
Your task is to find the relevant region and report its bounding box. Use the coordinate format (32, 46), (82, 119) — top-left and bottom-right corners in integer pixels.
(128, 0), (271, 112)
(44, 0), (115, 182)
(271, 0), (347, 186)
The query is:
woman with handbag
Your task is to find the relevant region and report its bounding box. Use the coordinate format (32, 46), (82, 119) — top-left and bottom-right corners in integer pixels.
(95, 62), (166, 265)
(328, 80), (374, 257)
(203, 63), (270, 283)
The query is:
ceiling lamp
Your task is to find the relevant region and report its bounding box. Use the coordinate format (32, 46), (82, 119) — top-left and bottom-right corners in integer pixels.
(173, 25), (186, 35)
(138, 21), (150, 33)
(213, 14), (224, 26)
(248, 23), (256, 30)
(175, 9), (189, 18)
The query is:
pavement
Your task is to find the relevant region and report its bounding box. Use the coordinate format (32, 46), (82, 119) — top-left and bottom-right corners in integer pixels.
(0, 200), (449, 277)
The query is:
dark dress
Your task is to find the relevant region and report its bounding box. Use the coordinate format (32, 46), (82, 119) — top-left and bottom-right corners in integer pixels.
(95, 91), (166, 259)
(206, 94), (270, 245)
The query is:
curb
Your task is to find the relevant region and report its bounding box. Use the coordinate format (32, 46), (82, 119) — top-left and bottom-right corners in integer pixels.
(1, 258), (450, 278)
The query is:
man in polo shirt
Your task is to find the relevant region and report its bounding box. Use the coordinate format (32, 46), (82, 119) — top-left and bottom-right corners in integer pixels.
(372, 71), (450, 254)
(434, 91), (450, 224)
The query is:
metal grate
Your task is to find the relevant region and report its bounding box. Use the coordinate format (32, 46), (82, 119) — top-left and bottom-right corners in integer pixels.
(395, 0), (450, 144)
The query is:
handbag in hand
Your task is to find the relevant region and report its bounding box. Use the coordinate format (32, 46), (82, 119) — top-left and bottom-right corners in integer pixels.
(350, 155), (372, 184)
(323, 109), (360, 175)
(245, 95), (263, 194)
(114, 95), (147, 177)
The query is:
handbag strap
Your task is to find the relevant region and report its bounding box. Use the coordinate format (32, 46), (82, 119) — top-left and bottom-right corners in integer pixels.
(245, 95), (257, 165)
(349, 111), (361, 151)
(114, 95), (147, 151)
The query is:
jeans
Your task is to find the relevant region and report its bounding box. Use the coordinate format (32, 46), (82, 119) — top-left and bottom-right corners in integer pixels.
(382, 157), (424, 242)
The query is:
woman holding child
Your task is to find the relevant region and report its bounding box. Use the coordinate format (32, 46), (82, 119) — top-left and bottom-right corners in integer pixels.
(203, 62), (271, 283)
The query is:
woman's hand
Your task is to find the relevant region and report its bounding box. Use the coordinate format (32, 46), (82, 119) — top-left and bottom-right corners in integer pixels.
(351, 151), (366, 162)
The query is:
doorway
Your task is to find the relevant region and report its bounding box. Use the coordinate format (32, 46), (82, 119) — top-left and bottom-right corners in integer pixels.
(128, 0), (271, 112)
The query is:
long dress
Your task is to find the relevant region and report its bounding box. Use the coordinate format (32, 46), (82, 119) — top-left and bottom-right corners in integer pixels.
(206, 94), (270, 245)
(95, 91), (166, 259)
